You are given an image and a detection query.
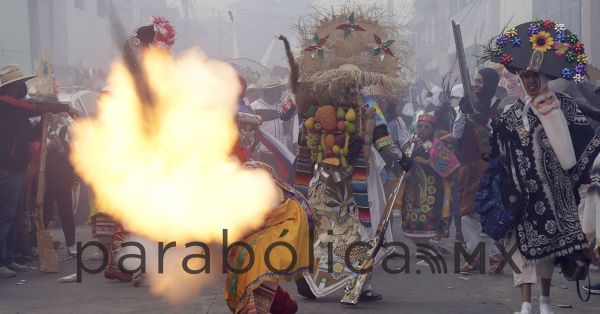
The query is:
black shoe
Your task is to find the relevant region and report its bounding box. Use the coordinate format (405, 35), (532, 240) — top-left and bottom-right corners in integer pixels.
(7, 262), (28, 272)
(295, 278), (316, 299)
(360, 290), (383, 301)
(583, 283), (600, 295)
(14, 255), (33, 264)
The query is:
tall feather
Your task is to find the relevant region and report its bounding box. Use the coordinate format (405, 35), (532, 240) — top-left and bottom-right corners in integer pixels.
(279, 35), (299, 93)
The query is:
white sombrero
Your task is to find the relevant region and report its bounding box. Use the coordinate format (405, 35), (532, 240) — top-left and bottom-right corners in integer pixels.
(0, 64), (36, 88)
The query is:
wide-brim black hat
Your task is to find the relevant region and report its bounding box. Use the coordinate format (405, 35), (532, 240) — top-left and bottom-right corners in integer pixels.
(484, 19), (588, 82)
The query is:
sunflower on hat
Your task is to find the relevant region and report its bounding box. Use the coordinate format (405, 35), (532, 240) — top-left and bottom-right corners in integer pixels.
(530, 31), (553, 53)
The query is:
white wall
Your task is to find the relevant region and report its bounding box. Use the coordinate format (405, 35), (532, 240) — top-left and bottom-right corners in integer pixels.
(0, 0), (32, 72)
(581, 0), (600, 68)
(65, 0), (115, 69)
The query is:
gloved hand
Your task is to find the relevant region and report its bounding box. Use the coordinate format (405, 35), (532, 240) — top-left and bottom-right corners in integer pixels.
(471, 113), (488, 125)
(459, 97), (474, 114)
(397, 154), (413, 172)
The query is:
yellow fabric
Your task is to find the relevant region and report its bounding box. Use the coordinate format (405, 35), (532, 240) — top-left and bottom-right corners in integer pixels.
(224, 198), (313, 313)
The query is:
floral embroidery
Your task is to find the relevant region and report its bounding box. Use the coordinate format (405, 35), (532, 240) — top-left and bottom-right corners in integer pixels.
(534, 201), (546, 215)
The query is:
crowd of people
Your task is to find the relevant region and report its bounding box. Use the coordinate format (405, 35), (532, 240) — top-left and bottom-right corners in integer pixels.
(2, 10), (600, 314)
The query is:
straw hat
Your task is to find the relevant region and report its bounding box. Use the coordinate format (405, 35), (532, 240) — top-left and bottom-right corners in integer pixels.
(0, 64), (36, 88)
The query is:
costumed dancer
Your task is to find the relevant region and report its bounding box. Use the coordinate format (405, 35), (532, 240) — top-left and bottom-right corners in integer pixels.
(400, 114), (459, 251)
(224, 77), (313, 314)
(89, 17), (176, 283)
(580, 152), (600, 295)
(431, 76), (461, 241)
(280, 7), (412, 301)
(482, 19), (600, 314)
(452, 67), (505, 273)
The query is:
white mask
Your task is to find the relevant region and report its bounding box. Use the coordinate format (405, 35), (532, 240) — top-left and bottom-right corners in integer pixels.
(529, 88), (576, 170)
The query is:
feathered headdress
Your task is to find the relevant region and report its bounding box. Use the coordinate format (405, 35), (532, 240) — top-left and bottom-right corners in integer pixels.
(151, 16), (176, 48)
(128, 17), (176, 52)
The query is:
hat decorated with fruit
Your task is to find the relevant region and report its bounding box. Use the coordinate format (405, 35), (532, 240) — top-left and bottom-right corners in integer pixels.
(295, 5), (412, 102)
(482, 19), (588, 83)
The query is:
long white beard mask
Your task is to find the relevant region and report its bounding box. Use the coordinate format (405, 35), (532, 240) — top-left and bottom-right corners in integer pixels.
(530, 88), (577, 170)
(518, 72), (576, 170)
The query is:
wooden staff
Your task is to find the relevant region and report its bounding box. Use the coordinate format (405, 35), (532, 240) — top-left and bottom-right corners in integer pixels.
(35, 112), (59, 272)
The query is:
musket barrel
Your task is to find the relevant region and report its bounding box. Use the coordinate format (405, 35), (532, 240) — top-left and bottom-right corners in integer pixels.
(452, 20), (478, 113)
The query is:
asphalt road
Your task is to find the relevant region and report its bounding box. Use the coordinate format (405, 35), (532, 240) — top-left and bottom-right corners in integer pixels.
(1, 220), (599, 314)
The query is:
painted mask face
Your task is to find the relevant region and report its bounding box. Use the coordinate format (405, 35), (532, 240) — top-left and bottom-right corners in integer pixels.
(533, 91), (558, 116)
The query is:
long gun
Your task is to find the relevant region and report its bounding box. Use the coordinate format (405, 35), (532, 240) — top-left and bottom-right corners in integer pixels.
(452, 20), (478, 114)
(340, 141), (416, 305)
(109, 1), (156, 132)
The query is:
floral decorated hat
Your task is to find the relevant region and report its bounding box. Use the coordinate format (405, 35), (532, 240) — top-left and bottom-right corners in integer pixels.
(483, 19), (588, 83)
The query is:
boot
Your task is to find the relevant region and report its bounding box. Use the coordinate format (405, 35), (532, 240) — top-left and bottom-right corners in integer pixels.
(295, 278), (316, 299)
(103, 231), (132, 282)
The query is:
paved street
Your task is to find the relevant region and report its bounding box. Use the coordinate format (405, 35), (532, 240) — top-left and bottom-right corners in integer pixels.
(1, 220), (599, 314)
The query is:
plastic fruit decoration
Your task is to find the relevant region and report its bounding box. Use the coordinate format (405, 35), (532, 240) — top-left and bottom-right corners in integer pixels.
(345, 108), (357, 122)
(314, 105), (337, 131)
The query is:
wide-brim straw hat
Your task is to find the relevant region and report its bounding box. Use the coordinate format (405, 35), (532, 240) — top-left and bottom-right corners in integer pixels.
(0, 64), (36, 88)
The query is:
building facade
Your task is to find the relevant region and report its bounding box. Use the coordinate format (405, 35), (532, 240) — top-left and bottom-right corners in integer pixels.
(0, 0), (33, 72)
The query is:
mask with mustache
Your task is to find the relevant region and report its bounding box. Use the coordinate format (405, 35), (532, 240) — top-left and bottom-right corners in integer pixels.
(529, 87), (576, 170)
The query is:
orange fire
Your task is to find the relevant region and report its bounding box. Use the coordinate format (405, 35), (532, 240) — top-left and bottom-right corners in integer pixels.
(70, 48), (278, 244)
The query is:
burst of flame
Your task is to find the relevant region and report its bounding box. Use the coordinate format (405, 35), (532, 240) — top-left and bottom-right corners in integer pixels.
(70, 48), (278, 244)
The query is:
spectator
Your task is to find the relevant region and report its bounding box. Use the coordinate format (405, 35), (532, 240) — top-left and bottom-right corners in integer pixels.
(0, 64), (72, 278)
(45, 115), (77, 256)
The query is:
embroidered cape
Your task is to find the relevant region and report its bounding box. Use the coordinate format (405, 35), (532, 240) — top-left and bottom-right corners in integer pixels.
(494, 92), (600, 260)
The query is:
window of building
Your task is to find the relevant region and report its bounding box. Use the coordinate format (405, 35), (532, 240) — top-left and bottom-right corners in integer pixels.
(97, 0), (107, 17)
(75, 0), (85, 11)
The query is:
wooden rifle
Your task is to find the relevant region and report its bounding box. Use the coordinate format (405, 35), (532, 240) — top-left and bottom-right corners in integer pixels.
(452, 20), (478, 114)
(340, 139), (416, 305)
